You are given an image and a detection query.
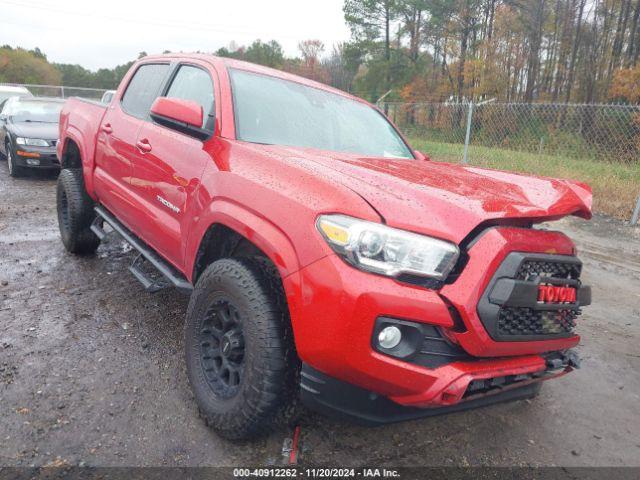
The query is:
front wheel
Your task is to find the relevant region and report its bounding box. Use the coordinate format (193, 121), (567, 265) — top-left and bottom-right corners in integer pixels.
(185, 258), (298, 440)
(7, 145), (24, 178)
(56, 168), (100, 254)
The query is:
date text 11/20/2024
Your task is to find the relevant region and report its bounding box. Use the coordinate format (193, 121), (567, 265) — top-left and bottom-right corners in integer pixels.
(232, 468), (401, 477)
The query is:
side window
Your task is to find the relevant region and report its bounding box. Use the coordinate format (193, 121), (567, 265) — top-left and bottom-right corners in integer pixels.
(121, 64), (170, 119)
(165, 65), (214, 129)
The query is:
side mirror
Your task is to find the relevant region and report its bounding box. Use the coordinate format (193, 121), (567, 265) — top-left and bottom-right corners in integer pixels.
(150, 97), (208, 140)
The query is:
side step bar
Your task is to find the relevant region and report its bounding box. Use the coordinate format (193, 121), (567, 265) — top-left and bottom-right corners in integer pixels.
(129, 253), (171, 293)
(92, 206), (193, 295)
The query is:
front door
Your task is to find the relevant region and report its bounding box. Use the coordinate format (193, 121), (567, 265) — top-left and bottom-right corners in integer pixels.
(129, 63), (216, 271)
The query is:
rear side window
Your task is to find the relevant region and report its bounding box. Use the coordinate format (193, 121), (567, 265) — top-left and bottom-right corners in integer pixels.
(121, 64), (170, 119)
(165, 65), (214, 129)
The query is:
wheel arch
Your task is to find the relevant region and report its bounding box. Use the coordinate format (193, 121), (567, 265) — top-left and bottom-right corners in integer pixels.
(189, 201), (301, 284)
(60, 133), (97, 200)
(60, 137), (83, 169)
(189, 204), (306, 352)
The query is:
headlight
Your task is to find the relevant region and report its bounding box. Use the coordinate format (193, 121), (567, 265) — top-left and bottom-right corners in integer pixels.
(316, 214), (460, 281)
(16, 137), (49, 147)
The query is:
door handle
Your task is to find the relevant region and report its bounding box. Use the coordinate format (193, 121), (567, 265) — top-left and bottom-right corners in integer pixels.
(101, 123), (113, 134)
(136, 139), (152, 153)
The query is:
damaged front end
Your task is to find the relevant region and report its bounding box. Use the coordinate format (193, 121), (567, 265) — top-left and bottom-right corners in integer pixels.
(301, 349), (580, 426)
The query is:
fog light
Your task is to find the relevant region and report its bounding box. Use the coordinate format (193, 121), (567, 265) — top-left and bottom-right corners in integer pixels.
(378, 326), (402, 349)
(26, 158), (40, 166)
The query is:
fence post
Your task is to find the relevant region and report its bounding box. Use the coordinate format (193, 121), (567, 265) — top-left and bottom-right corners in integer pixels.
(462, 102), (474, 164)
(61, 86), (65, 98)
(631, 195), (640, 226)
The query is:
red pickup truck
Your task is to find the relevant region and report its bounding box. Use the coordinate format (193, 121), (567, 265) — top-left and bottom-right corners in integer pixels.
(56, 54), (592, 440)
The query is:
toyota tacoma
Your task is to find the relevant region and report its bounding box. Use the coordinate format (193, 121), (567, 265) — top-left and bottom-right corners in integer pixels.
(55, 54), (592, 440)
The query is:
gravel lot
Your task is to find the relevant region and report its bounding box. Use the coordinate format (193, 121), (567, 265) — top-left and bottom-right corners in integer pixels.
(1, 163), (639, 468)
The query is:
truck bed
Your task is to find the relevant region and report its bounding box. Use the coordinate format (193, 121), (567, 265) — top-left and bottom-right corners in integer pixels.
(57, 97), (108, 198)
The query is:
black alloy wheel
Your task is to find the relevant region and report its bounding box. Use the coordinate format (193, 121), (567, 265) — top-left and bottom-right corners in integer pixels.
(199, 298), (246, 399)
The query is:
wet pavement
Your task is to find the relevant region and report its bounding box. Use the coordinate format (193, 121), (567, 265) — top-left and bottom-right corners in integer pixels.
(0, 163), (639, 467)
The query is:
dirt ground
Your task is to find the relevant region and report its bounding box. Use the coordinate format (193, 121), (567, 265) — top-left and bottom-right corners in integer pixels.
(1, 163), (639, 468)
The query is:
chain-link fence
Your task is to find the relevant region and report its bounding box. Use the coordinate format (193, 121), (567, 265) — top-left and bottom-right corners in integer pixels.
(0, 83), (109, 101)
(383, 102), (640, 164)
(382, 101), (640, 222)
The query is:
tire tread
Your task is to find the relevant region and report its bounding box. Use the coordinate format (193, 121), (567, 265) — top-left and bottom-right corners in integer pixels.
(56, 168), (100, 254)
(185, 257), (299, 440)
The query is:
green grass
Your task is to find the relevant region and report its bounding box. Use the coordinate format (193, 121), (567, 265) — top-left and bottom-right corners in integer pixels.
(409, 138), (640, 220)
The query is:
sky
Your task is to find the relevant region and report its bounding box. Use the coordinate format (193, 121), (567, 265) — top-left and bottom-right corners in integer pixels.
(0, 0), (352, 70)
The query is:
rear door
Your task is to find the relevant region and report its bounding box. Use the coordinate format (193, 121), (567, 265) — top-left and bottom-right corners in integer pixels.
(93, 63), (170, 228)
(129, 62), (217, 270)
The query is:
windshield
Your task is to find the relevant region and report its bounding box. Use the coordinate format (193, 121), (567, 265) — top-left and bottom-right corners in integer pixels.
(6, 100), (63, 123)
(230, 69), (414, 159)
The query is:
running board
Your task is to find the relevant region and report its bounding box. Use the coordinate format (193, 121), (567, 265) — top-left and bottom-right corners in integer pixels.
(90, 216), (107, 240)
(128, 253), (171, 293)
(93, 206), (193, 295)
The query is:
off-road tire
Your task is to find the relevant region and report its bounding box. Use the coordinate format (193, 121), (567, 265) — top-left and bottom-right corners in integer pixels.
(56, 168), (100, 254)
(185, 257), (299, 440)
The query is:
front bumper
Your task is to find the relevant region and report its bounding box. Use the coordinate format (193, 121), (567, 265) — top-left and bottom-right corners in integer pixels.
(303, 373), (540, 426)
(290, 226), (584, 411)
(301, 355), (577, 426)
(13, 145), (60, 169)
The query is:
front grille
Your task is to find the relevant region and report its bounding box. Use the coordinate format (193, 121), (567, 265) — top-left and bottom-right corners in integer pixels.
(501, 258), (582, 337)
(516, 260), (581, 281)
(477, 253), (587, 341)
(498, 307), (579, 336)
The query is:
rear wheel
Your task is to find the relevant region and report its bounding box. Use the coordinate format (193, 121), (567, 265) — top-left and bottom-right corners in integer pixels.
(56, 168), (100, 254)
(185, 257), (298, 440)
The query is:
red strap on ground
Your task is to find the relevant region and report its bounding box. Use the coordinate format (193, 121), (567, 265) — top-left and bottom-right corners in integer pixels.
(288, 425), (301, 465)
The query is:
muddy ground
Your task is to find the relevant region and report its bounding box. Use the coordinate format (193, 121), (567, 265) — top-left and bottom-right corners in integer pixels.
(0, 163), (639, 468)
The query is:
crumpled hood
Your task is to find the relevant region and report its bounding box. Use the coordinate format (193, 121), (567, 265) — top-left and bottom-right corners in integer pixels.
(9, 121), (58, 140)
(262, 145), (592, 244)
